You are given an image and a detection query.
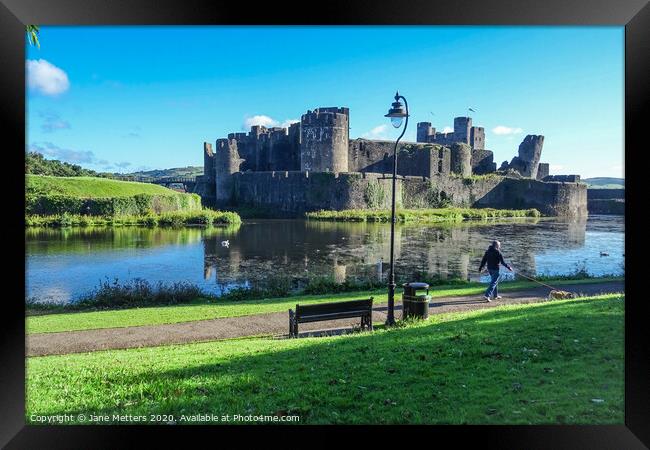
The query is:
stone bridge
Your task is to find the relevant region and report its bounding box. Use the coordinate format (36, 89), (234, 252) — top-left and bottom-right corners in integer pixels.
(113, 176), (197, 193)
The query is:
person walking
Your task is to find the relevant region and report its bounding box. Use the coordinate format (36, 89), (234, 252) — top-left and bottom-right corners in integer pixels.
(479, 240), (513, 302)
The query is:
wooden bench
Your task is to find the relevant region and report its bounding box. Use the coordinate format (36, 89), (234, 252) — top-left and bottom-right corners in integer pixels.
(288, 298), (374, 338)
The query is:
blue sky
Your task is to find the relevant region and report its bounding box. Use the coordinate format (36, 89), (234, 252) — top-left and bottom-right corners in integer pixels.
(26, 26), (624, 178)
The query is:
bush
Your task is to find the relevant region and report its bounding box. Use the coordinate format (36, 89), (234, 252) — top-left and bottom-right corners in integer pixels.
(26, 278), (207, 311)
(25, 193), (202, 217)
(25, 210), (241, 228)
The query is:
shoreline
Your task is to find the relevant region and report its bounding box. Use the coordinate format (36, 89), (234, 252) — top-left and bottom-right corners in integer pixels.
(26, 276), (624, 334)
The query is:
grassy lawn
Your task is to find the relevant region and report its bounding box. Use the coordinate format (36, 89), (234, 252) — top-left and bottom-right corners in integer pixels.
(26, 277), (623, 334)
(26, 175), (176, 198)
(26, 294), (624, 424)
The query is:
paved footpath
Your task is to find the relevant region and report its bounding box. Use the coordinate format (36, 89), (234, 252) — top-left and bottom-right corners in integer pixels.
(27, 281), (624, 357)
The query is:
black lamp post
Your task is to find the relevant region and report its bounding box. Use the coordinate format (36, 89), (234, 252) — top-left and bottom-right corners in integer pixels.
(384, 91), (409, 326)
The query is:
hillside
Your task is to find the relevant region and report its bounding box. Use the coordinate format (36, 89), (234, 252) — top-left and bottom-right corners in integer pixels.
(121, 166), (203, 179)
(584, 177), (624, 189)
(26, 175), (179, 198)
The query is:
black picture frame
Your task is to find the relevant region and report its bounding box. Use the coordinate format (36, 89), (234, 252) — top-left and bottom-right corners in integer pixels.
(1, 0), (646, 447)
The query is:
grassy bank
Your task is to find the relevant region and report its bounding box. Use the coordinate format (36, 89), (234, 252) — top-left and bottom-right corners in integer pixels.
(26, 175), (203, 218)
(26, 294), (624, 424)
(26, 276), (623, 334)
(306, 207), (541, 222)
(25, 210), (241, 228)
(27, 175), (178, 197)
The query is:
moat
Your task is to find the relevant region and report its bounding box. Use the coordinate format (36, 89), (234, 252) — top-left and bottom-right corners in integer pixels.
(26, 215), (624, 304)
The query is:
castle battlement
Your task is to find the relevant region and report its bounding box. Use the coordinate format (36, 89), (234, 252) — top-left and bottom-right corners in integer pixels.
(301, 108), (349, 127)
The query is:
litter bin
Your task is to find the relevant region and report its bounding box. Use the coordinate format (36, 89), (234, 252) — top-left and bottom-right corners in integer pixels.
(402, 282), (431, 320)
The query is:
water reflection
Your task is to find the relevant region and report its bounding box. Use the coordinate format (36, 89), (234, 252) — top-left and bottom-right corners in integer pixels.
(26, 216), (623, 304)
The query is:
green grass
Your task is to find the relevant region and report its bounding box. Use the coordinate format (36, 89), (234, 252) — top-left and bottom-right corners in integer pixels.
(306, 207), (541, 223)
(26, 277), (623, 334)
(25, 210), (241, 228)
(26, 175), (177, 198)
(26, 294), (624, 424)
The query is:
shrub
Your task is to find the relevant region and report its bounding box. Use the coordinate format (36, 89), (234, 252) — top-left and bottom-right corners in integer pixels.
(30, 278), (209, 310)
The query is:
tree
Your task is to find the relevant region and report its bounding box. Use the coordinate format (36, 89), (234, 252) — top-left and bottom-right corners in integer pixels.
(26, 25), (40, 48)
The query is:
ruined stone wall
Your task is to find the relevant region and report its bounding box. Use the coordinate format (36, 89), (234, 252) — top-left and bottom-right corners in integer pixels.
(472, 178), (587, 216)
(223, 171), (586, 217)
(228, 171), (397, 212)
(587, 188), (624, 200)
(543, 175), (581, 183)
(587, 188), (624, 215)
(225, 126), (300, 173)
(401, 175), (503, 209)
(471, 149), (496, 175)
(192, 175), (215, 207)
(505, 135), (545, 178)
(536, 163), (550, 180)
(348, 139), (450, 178)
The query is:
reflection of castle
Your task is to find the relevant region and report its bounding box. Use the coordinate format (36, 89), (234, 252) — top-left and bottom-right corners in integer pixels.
(199, 219), (588, 290)
(195, 106), (587, 216)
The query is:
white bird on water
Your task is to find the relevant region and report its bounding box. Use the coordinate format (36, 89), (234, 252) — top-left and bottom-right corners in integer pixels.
(221, 240), (230, 248)
(599, 251), (609, 257)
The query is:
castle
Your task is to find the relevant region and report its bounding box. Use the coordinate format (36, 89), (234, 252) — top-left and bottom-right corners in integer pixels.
(195, 106), (586, 216)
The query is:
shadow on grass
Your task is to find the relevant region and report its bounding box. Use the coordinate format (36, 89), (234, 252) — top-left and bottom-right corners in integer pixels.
(28, 297), (624, 425)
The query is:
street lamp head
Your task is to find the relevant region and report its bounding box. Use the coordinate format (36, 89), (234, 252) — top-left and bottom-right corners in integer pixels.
(385, 92), (408, 128)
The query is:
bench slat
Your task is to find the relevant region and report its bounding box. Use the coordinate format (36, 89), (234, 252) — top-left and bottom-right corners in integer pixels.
(296, 299), (372, 318)
(297, 310), (371, 323)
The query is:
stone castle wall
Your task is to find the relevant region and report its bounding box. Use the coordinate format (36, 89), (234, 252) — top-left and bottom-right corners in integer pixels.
(221, 171), (586, 217)
(229, 171), (397, 213)
(348, 139), (451, 177)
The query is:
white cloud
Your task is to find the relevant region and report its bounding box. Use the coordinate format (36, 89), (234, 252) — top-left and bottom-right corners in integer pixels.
(492, 125), (523, 135)
(280, 119), (299, 128)
(549, 164), (565, 172)
(243, 115), (300, 130)
(243, 115), (278, 129)
(26, 59), (70, 96)
(442, 126), (453, 134)
(361, 124), (389, 140)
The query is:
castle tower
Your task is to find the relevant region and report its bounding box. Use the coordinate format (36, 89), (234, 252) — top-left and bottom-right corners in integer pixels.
(469, 126), (485, 150)
(450, 143), (472, 177)
(214, 138), (243, 203)
(300, 107), (349, 173)
(417, 122), (435, 143)
(453, 117), (472, 145)
(203, 142), (214, 181)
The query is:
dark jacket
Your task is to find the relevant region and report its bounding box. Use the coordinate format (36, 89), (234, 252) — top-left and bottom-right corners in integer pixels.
(479, 246), (511, 271)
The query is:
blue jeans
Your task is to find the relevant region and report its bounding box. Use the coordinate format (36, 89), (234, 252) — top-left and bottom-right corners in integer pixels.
(485, 269), (501, 298)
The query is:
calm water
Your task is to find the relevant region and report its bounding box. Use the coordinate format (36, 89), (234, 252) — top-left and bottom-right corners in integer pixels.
(26, 216), (624, 304)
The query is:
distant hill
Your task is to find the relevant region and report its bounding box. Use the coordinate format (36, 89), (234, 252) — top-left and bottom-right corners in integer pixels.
(122, 166), (203, 179)
(583, 177), (624, 189)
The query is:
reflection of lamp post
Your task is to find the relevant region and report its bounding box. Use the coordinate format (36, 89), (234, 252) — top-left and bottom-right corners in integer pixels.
(384, 91), (409, 326)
